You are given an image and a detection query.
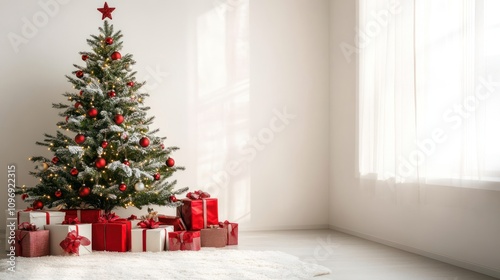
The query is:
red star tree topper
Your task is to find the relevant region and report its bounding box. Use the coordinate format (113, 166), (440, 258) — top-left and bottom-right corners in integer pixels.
(97, 2), (115, 20)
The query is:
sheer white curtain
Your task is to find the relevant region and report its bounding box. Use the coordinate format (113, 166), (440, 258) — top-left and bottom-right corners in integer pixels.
(358, 0), (500, 189)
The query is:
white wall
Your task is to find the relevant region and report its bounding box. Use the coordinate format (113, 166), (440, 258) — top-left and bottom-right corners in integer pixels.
(329, 0), (500, 277)
(0, 0), (330, 232)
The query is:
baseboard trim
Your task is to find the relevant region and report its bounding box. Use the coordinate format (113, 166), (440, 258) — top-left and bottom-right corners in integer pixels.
(330, 225), (500, 279)
(239, 224), (330, 232)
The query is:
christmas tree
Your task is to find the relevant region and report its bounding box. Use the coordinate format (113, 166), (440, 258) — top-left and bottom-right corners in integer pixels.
(17, 2), (187, 213)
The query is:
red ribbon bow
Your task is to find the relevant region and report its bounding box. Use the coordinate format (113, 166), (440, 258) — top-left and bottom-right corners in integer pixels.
(59, 230), (91, 255)
(137, 218), (160, 229)
(127, 214), (137, 220)
(62, 217), (81, 225)
(98, 212), (120, 223)
(18, 222), (38, 231)
(186, 190), (210, 200)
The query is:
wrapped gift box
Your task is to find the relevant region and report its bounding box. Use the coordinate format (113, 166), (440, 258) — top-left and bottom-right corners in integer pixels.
(130, 225), (173, 252)
(17, 210), (66, 230)
(92, 219), (131, 252)
(15, 230), (50, 257)
(158, 215), (186, 231)
(200, 227), (227, 248)
(44, 224), (92, 256)
(168, 231), (201, 251)
(177, 198), (218, 230)
(61, 209), (103, 223)
(219, 221), (239, 245)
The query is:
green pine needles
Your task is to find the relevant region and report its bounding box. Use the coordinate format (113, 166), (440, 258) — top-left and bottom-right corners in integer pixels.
(17, 21), (187, 213)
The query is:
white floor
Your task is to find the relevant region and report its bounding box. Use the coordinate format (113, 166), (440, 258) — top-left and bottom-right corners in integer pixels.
(1, 229), (497, 279)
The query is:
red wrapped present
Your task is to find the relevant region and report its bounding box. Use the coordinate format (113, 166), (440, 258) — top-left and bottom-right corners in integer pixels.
(15, 222), (50, 257)
(168, 231), (201, 251)
(44, 222), (92, 256)
(61, 209), (103, 223)
(177, 191), (218, 230)
(92, 213), (131, 252)
(200, 227), (227, 248)
(158, 215), (186, 231)
(219, 220), (239, 245)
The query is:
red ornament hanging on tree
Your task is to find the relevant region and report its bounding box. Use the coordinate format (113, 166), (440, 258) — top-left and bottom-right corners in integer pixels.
(123, 159), (130, 166)
(76, 70), (84, 78)
(105, 37), (113, 45)
(166, 157), (175, 167)
(160, 143), (165, 150)
(52, 157), (59, 164)
(70, 167), (79, 176)
(119, 183), (127, 192)
(79, 90), (84, 96)
(139, 137), (150, 147)
(33, 200), (44, 210)
(95, 157), (107, 169)
(79, 185), (91, 197)
(153, 173), (160, 181)
(65, 116), (69, 122)
(75, 134), (86, 144)
(54, 189), (62, 198)
(127, 81), (134, 87)
(74, 102), (82, 109)
(111, 51), (121, 60)
(114, 114), (124, 125)
(82, 54), (89, 61)
(21, 193), (28, 201)
(169, 195), (177, 203)
(101, 140), (109, 148)
(87, 107), (98, 118)
(108, 90), (116, 98)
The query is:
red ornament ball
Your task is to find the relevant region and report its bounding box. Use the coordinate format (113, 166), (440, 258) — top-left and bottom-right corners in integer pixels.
(101, 141), (109, 148)
(123, 159), (130, 166)
(166, 157), (175, 167)
(95, 157), (107, 169)
(75, 134), (86, 144)
(74, 102), (82, 109)
(105, 37), (114, 45)
(169, 195), (177, 203)
(118, 183), (127, 192)
(76, 70), (84, 78)
(52, 157), (59, 164)
(79, 90), (84, 96)
(65, 116), (69, 122)
(70, 167), (79, 176)
(78, 186), (91, 197)
(160, 143), (165, 150)
(127, 81), (134, 87)
(139, 137), (150, 147)
(153, 173), (161, 181)
(108, 90), (116, 98)
(82, 54), (89, 61)
(33, 200), (44, 210)
(21, 193), (29, 201)
(114, 114), (124, 125)
(111, 51), (121, 60)
(54, 189), (62, 198)
(87, 107), (98, 118)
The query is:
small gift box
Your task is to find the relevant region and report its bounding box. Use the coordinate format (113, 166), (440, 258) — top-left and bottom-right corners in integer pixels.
(17, 209), (66, 229)
(130, 219), (173, 252)
(44, 218), (92, 256)
(200, 226), (227, 248)
(168, 231), (201, 251)
(219, 220), (239, 245)
(177, 190), (218, 230)
(15, 222), (50, 257)
(92, 213), (132, 252)
(61, 209), (103, 223)
(158, 215), (187, 231)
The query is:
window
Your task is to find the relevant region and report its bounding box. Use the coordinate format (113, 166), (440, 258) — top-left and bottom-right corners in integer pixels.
(358, 0), (500, 189)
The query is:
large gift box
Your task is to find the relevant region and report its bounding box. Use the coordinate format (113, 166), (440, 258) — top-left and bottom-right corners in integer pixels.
(61, 209), (103, 223)
(168, 231), (201, 251)
(177, 194), (219, 230)
(158, 215), (186, 231)
(219, 221), (239, 245)
(130, 220), (173, 252)
(44, 223), (92, 256)
(200, 227), (227, 248)
(92, 214), (132, 252)
(15, 223), (50, 257)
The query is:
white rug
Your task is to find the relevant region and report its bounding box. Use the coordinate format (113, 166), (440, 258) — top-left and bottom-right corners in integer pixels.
(0, 249), (330, 280)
